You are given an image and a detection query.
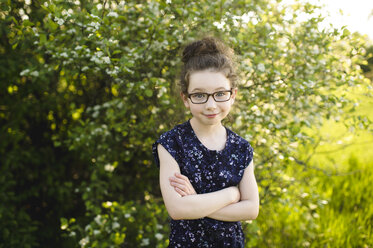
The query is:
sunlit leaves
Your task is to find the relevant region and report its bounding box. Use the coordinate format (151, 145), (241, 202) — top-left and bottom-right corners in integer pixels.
(1, 0), (372, 246)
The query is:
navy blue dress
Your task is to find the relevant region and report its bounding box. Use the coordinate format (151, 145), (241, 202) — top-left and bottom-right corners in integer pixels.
(152, 120), (254, 248)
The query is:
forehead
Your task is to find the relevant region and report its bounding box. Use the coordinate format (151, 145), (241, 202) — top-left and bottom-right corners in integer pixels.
(188, 70), (230, 92)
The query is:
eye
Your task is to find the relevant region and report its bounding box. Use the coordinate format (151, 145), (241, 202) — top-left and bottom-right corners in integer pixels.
(215, 91), (227, 97)
(193, 93), (206, 99)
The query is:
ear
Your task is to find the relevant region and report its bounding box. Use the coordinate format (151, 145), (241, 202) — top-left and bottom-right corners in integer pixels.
(230, 88), (238, 104)
(180, 92), (190, 108)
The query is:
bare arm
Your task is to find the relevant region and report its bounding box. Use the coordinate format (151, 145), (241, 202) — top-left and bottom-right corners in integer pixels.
(170, 159), (259, 221)
(207, 160), (259, 221)
(157, 144), (240, 220)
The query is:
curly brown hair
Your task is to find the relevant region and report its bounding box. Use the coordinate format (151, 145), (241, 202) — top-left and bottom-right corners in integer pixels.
(179, 37), (238, 94)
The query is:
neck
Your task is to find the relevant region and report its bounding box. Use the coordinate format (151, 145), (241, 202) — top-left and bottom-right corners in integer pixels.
(190, 118), (224, 138)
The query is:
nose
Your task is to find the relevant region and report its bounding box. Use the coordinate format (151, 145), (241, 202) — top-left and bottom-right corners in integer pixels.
(205, 95), (217, 109)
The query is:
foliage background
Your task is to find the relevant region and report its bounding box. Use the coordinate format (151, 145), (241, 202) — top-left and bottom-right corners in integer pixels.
(1, 0), (372, 247)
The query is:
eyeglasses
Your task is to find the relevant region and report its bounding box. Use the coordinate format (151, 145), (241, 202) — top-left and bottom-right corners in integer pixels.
(187, 89), (233, 104)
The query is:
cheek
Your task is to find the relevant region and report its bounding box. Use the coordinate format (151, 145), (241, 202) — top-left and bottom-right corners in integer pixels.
(189, 104), (201, 112)
(221, 102), (233, 110)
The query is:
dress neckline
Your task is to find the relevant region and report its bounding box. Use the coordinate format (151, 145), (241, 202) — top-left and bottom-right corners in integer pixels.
(187, 119), (230, 154)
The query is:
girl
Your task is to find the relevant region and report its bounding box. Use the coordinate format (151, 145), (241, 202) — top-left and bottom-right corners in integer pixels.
(152, 37), (259, 247)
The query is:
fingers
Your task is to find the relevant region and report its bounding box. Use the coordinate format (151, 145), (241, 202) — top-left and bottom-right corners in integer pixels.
(169, 173), (196, 196)
(169, 176), (186, 184)
(174, 186), (187, 196)
(174, 172), (189, 181)
(169, 177), (190, 188)
(172, 173), (194, 187)
(169, 180), (187, 191)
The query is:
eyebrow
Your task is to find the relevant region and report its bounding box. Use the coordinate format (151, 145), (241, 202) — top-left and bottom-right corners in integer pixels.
(190, 87), (229, 92)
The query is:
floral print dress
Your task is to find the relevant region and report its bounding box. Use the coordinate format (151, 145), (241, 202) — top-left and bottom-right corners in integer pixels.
(152, 120), (254, 248)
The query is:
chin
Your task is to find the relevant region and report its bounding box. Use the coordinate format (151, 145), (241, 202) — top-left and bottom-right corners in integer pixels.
(203, 117), (223, 126)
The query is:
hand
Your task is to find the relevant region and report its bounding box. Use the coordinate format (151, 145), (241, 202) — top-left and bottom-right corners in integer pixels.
(169, 173), (197, 197)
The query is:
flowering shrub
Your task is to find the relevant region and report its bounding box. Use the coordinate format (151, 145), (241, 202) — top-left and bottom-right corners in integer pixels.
(1, 0), (371, 247)
(61, 199), (169, 247)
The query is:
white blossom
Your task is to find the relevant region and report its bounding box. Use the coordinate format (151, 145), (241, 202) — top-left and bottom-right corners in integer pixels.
(67, 29), (76, 34)
(155, 233), (163, 240)
(90, 51), (105, 64)
(85, 224), (91, 232)
(257, 63), (265, 72)
(104, 164), (115, 172)
(62, 9), (71, 17)
(112, 222), (120, 229)
(95, 51), (104, 57)
(94, 215), (102, 225)
(90, 14), (100, 19)
(20, 69), (30, 76)
(213, 21), (224, 29)
(301, 193), (309, 198)
(54, 17), (65, 25)
(140, 238), (150, 246)
(106, 66), (119, 76)
(88, 21), (100, 30)
(32, 27), (39, 36)
(30, 71), (39, 77)
(79, 237), (89, 247)
(107, 12), (119, 18)
(102, 56), (110, 64)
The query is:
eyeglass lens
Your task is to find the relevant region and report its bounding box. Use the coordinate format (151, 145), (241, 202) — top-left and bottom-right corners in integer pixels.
(189, 91), (231, 104)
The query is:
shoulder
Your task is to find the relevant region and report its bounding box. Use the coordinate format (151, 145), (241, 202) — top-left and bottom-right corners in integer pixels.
(157, 121), (188, 142)
(152, 121), (189, 167)
(227, 128), (253, 151)
(226, 127), (254, 164)
(153, 121), (190, 152)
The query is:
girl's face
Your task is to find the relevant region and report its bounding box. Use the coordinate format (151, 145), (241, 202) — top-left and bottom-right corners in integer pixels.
(181, 70), (237, 127)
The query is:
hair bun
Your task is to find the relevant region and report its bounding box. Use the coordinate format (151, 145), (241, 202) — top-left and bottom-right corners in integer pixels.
(182, 37), (228, 63)
(179, 36), (237, 93)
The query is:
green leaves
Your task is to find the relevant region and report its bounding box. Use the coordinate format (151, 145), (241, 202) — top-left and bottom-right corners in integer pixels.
(145, 89), (153, 97)
(1, 0), (372, 247)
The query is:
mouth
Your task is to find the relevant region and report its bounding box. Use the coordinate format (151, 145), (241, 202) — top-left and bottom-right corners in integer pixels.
(204, 113), (219, 118)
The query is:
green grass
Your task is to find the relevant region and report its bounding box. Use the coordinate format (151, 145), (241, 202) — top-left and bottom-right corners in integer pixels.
(313, 155), (373, 247)
(250, 84), (373, 247)
(308, 84), (373, 247)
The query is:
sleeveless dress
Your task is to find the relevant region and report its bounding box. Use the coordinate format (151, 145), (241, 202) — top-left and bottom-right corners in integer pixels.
(152, 120), (254, 248)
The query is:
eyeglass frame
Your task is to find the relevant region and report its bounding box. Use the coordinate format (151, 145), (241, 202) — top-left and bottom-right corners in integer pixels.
(186, 89), (233, 104)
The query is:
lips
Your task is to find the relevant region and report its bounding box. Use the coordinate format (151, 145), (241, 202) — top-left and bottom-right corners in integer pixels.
(205, 113), (218, 118)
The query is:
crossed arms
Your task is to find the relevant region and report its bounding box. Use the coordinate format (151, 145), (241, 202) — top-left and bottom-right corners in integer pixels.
(157, 144), (259, 221)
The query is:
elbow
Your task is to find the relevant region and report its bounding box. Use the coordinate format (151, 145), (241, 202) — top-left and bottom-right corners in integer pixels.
(251, 202), (260, 220)
(167, 206), (193, 220)
(168, 210), (184, 220)
(250, 207), (259, 220)
(170, 214), (184, 221)
(168, 205), (203, 220)
(243, 201), (259, 221)
(248, 197), (260, 220)
(242, 209), (259, 221)
(249, 201), (260, 220)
